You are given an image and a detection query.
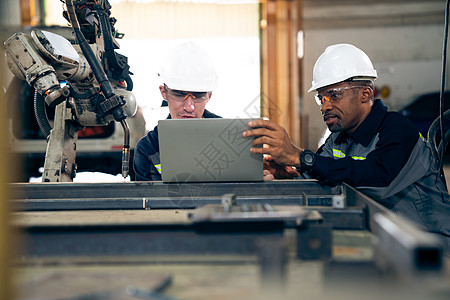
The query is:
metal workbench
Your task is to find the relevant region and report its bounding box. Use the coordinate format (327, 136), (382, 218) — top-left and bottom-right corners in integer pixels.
(9, 180), (450, 300)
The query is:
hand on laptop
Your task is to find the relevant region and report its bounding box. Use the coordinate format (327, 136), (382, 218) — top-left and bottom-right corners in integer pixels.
(263, 169), (275, 181)
(243, 119), (302, 168)
(264, 160), (300, 180)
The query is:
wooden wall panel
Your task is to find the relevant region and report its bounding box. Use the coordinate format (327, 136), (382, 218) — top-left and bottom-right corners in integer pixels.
(260, 0), (302, 146)
(19, 0), (40, 26)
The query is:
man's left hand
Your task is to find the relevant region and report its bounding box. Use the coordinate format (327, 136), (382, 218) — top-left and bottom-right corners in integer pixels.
(263, 169), (275, 181)
(264, 160), (300, 179)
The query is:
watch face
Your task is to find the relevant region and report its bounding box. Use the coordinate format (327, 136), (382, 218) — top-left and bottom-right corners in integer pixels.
(301, 150), (315, 168)
(304, 153), (314, 164)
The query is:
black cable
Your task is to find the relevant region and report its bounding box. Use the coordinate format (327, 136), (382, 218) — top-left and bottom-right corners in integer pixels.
(34, 90), (52, 138)
(98, 7), (133, 89)
(428, 109), (450, 160)
(124, 74), (133, 91)
(66, 0), (130, 177)
(439, 0), (450, 170)
(66, 0), (128, 122)
(66, 0), (115, 100)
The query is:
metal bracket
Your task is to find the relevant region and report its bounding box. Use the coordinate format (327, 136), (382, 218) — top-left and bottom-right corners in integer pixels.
(221, 193), (237, 212)
(42, 100), (78, 182)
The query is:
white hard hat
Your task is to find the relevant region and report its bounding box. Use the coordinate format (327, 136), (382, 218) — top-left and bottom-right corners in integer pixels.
(158, 41), (218, 92)
(308, 43), (377, 92)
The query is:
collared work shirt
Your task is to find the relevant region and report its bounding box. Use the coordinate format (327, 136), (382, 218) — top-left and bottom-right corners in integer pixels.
(133, 109), (221, 181)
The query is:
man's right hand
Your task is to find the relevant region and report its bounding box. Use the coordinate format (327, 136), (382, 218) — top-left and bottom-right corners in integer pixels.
(243, 119), (303, 168)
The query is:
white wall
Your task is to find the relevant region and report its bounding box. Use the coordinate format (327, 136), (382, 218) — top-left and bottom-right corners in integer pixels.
(118, 37), (260, 131)
(0, 0), (20, 27)
(0, 0), (21, 94)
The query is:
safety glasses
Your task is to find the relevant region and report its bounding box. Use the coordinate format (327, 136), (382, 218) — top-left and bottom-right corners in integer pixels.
(315, 86), (363, 106)
(164, 85), (210, 103)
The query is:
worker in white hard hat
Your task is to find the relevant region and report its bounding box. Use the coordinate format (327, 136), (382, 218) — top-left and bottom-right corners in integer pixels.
(133, 41), (221, 181)
(244, 43), (450, 252)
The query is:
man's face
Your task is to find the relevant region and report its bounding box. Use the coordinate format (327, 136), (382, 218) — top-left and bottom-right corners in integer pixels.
(160, 85), (211, 119)
(316, 82), (367, 134)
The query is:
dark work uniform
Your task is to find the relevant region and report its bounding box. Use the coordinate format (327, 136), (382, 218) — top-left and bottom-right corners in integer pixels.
(311, 99), (450, 251)
(133, 109), (221, 181)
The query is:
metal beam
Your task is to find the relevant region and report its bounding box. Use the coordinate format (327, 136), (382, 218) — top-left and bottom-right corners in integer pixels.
(10, 180), (333, 199)
(9, 181), (365, 229)
(17, 207), (330, 262)
(372, 212), (443, 274)
(344, 183), (444, 275)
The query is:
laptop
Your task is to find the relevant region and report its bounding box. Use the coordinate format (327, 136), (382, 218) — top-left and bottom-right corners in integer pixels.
(158, 118), (263, 183)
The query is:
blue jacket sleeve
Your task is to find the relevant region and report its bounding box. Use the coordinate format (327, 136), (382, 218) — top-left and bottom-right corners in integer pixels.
(133, 137), (162, 181)
(311, 114), (419, 187)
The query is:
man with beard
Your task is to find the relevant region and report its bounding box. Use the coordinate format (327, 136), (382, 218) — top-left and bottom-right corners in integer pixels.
(243, 43), (450, 252)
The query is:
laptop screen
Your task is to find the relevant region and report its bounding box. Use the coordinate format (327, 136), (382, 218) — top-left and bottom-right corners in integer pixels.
(158, 118), (263, 183)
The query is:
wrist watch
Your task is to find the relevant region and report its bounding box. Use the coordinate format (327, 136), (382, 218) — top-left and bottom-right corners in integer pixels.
(300, 150), (315, 171)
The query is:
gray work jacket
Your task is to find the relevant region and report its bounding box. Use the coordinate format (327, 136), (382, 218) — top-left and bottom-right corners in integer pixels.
(311, 99), (450, 251)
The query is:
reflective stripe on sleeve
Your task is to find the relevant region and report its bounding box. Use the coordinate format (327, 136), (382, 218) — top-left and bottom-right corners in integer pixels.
(154, 164), (162, 174)
(419, 132), (425, 142)
(351, 156), (366, 160)
(333, 149), (366, 160)
(333, 149), (346, 158)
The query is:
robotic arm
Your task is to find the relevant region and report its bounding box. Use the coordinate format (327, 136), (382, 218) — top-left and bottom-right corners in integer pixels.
(5, 29), (92, 108)
(3, 0), (136, 182)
